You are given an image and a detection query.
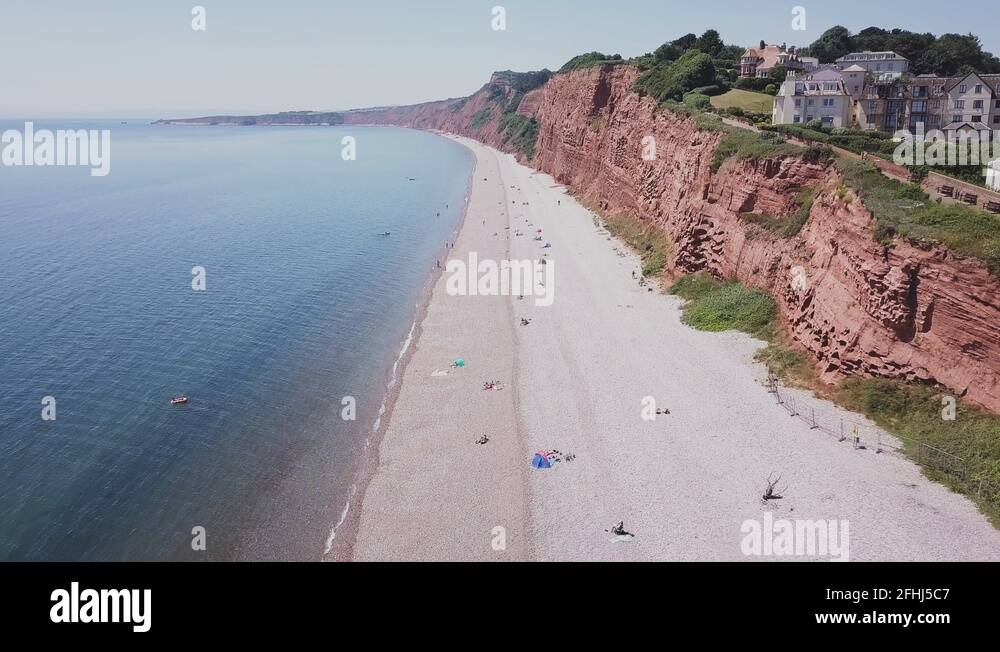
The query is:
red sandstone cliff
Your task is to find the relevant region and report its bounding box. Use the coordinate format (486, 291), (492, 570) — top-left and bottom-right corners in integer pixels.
(348, 65), (1000, 413)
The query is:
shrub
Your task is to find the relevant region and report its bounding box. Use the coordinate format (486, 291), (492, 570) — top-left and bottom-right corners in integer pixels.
(709, 128), (800, 172)
(602, 213), (671, 276)
(683, 92), (711, 110)
(669, 274), (777, 336)
(559, 52), (624, 73)
(634, 49), (717, 102)
(499, 114), (540, 159)
(835, 378), (1000, 526)
(468, 109), (492, 131)
(735, 77), (772, 93)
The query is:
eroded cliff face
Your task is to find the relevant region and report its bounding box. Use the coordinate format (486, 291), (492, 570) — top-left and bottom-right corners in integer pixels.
(348, 65), (1000, 413)
(341, 71), (548, 152)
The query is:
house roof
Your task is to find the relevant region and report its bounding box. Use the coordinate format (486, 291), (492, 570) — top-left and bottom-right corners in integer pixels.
(836, 51), (909, 63)
(800, 68), (845, 82)
(941, 121), (993, 131)
(842, 65), (867, 73)
(944, 72), (994, 92)
(742, 44), (804, 71)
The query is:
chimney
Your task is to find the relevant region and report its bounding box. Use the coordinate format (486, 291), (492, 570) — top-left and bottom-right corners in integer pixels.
(760, 40), (766, 50)
(781, 42), (787, 52)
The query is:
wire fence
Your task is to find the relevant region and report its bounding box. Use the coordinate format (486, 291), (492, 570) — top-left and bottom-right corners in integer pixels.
(764, 373), (999, 513)
(766, 372), (905, 457)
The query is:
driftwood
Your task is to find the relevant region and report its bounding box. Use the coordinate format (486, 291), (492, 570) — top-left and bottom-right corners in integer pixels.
(762, 472), (786, 502)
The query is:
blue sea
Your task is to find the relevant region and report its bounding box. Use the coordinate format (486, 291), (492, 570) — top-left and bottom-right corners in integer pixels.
(0, 121), (473, 560)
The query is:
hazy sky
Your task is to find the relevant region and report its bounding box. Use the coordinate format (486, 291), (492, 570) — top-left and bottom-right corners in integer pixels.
(2, 0), (996, 118)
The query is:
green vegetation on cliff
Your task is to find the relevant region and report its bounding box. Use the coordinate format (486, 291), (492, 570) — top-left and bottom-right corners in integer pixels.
(669, 272), (1000, 526)
(467, 108), (492, 131)
(833, 378), (1000, 526)
(601, 213), (670, 277)
(558, 52), (624, 73)
(739, 188), (817, 238)
(635, 49), (717, 102)
(499, 114), (540, 160)
(669, 274), (776, 335)
(709, 129), (811, 172)
(834, 158), (1000, 275)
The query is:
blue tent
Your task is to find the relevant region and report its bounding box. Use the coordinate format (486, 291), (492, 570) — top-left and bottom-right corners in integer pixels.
(531, 452), (552, 469)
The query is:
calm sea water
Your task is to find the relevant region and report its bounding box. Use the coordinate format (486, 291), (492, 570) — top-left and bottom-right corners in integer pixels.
(0, 121), (472, 560)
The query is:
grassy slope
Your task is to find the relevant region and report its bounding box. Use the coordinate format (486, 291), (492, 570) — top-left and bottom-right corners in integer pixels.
(710, 89), (774, 114)
(835, 158), (1000, 276)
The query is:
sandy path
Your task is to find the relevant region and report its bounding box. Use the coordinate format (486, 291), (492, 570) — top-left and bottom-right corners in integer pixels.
(353, 136), (1000, 562)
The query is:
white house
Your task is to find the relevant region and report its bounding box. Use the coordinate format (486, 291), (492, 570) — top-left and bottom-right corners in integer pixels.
(773, 69), (854, 128)
(942, 73), (996, 133)
(835, 51), (909, 80)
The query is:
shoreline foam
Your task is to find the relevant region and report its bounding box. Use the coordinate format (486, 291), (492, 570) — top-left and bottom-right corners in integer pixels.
(323, 134), (476, 561)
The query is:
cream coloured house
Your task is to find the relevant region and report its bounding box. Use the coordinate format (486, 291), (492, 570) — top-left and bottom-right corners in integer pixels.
(773, 69), (854, 128)
(942, 73), (997, 135)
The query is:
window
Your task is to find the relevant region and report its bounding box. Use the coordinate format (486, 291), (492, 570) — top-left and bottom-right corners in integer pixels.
(972, 115), (982, 122)
(806, 115), (814, 122)
(994, 115), (1000, 124)
(868, 101), (877, 112)
(953, 114), (962, 122)
(955, 100), (965, 109)
(995, 100), (1000, 109)
(794, 98), (801, 107)
(975, 84), (983, 93)
(974, 100), (984, 109)
(822, 116), (834, 125)
(793, 115), (802, 123)
(823, 98), (835, 107)
(912, 100), (927, 112)
(807, 99), (815, 106)
(854, 85), (860, 93)
(960, 84), (968, 93)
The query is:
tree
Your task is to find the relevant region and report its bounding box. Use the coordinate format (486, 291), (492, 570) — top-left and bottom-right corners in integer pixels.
(853, 27), (889, 53)
(806, 26), (854, 63)
(919, 33), (995, 76)
(636, 49), (717, 101)
(768, 65), (791, 83)
(695, 29), (724, 57)
(654, 33), (698, 62)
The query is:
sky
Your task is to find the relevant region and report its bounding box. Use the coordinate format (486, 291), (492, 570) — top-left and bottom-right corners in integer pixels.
(2, 0), (997, 118)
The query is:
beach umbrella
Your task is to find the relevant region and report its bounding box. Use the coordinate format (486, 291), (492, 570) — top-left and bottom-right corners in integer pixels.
(454, 358), (466, 368)
(531, 453), (552, 469)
